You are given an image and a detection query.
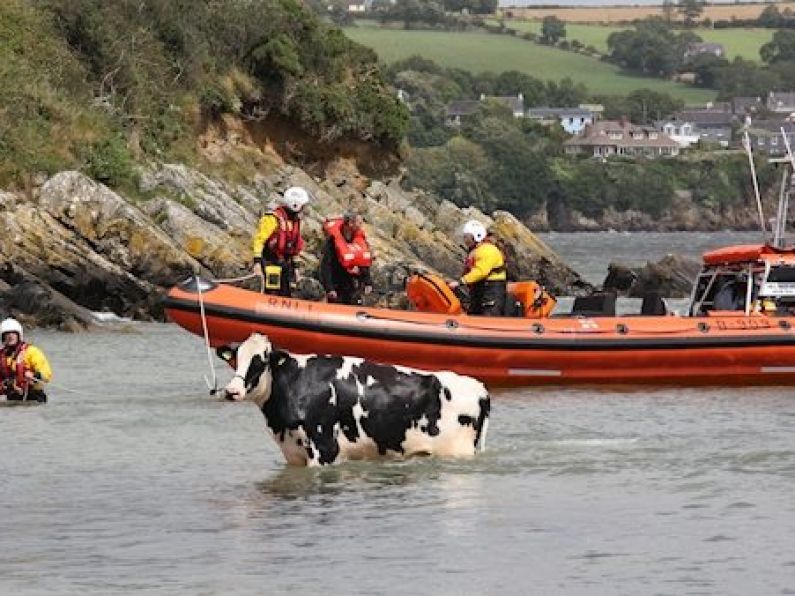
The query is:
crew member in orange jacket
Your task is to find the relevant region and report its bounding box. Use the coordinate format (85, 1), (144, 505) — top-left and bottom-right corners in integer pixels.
(320, 212), (373, 305)
(252, 187), (310, 297)
(0, 318), (52, 403)
(448, 220), (507, 316)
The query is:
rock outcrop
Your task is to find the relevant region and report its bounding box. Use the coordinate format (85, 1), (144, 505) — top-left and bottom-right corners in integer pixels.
(0, 162), (588, 329)
(529, 191), (775, 233)
(603, 255), (701, 298)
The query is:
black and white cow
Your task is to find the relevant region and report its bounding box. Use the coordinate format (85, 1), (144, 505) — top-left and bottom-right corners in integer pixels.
(223, 334), (490, 466)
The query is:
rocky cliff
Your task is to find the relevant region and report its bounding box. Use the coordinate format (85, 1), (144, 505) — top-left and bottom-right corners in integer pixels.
(526, 191), (779, 233)
(0, 162), (589, 330)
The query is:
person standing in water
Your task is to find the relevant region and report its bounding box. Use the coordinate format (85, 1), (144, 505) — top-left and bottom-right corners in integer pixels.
(0, 318), (52, 402)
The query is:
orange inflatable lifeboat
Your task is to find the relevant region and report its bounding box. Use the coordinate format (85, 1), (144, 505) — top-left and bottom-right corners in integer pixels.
(164, 244), (795, 387)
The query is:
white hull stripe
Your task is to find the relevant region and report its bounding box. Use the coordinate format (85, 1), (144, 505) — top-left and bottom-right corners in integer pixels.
(761, 367), (795, 373)
(508, 368), (562, 377)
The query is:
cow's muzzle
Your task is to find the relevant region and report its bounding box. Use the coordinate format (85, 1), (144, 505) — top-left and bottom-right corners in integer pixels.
(222, 374), (247, 401)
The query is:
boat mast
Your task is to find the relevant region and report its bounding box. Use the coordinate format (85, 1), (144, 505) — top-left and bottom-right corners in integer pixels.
(773, 167), (789, 248)
(743, 130), (767, 241)
(778, 127), (795, 249)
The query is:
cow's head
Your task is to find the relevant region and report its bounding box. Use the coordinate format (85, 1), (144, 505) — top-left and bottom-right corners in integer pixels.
(222, 333), (274, 407)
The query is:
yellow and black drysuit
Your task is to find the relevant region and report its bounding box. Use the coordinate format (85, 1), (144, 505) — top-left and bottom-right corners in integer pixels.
(459, 241), (507, 316)
(1, 343), (52, 402)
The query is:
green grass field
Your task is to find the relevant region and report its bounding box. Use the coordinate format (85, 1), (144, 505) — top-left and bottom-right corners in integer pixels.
(492, 20), (622, 52)
(345, 25), (716, 102)
(696, 28), (773, 61)
(498, 20), (773, 60)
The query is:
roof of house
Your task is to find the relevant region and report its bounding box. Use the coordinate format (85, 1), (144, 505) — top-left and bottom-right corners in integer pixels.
(684, 101), (731, 112)
(746, 120), (795, 134)
(768, 92), (795, 109)
(655, 119), (732, 133)
(732, 96), (763, 113)
(489, 95), (525, 114)
(685, 42), (725, 53)
(527, 107), (593, 119)
(446, 94), (524, 117)
(673, 110), (734, 127)
(699, 128), (732, 137)
(446, 100), (480, 117)
(564, 120), (679, 148)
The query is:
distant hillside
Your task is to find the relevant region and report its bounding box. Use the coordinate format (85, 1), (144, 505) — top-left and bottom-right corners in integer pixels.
(344, 24), (716, 101)
(497, 21), (773, 61)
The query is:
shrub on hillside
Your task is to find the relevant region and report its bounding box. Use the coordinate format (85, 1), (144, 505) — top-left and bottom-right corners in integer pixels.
(0, 0), (408, 186)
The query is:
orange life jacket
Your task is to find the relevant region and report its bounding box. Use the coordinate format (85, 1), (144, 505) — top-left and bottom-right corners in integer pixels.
(0, 343), (28, 394)
(323, 218), (373, 274)
(265, 207), (304, 260)
(507, 281), (556, 318)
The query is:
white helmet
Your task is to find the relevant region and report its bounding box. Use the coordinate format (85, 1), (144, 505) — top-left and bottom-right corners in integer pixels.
(461, 220), (487, 243)
(0, 317), (23, 341)
(277, 187), (310, 213)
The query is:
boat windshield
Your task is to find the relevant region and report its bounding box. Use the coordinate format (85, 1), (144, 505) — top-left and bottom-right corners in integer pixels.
(760, 265), (795, 304)
(691, 263), (795, 316)
(689, 265), (761, 316)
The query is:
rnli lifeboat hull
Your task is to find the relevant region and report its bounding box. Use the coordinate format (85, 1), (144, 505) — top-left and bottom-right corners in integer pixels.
(163, 280), (795, 387)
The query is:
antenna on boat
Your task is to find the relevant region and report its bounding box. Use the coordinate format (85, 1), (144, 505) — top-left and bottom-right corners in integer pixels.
(742, 130), (767, 240)
(776, 126), (795, 249)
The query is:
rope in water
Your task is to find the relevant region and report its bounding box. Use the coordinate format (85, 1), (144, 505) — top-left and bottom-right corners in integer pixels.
(192, 271), (266, 394)
(195, 276), (219, 395)
(43, 380), (211, 400)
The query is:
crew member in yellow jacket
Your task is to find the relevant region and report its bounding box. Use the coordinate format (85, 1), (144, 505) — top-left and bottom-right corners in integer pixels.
(251, 187), (310, 296)
(448, 220), (507, 316)
(0, 318), (52, 402)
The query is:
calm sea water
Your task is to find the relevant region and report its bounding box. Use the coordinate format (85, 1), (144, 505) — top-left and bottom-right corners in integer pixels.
(539, 230), (765, 285)
(1, 233), (794, 595)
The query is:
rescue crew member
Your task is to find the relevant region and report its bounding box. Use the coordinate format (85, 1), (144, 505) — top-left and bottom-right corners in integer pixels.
(448, 220), (507, 316)
(252, 186), (310, 297)
(320, 212), (373, 305)
(0, 318), (52, 403)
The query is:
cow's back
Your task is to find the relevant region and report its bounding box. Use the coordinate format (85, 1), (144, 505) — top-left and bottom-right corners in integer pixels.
(264, 353), (490, 464)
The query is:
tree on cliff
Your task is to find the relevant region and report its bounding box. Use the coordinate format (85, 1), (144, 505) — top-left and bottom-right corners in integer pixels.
(1, 0), (408, 187)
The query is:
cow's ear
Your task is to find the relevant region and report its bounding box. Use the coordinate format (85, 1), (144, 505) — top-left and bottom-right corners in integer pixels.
(216, 345), (238, 368)
(269, 349), (288, 367)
